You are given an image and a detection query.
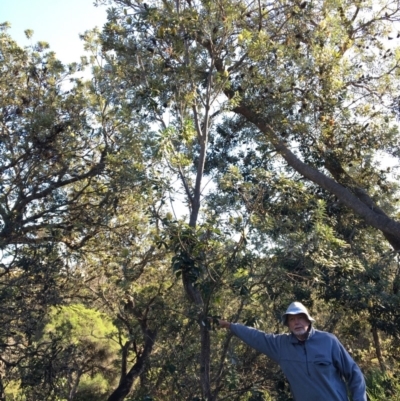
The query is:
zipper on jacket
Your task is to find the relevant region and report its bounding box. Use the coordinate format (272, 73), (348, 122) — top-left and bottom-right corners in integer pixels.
(303, 343), (310, 376)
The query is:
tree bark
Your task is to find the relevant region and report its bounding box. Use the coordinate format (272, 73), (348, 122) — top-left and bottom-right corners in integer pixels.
(371, 326), (386, 372)
(200, 322), (212, 400)
(107, 328), (157, 401)
(179, 90), (212, 399)
(0, 375), (5, 401)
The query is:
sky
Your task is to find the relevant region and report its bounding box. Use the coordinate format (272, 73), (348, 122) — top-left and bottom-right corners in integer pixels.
(0, 0), (108, 64)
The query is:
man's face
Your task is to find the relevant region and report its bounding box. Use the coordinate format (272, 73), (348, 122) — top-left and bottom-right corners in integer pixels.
(287, 313), (310, 337)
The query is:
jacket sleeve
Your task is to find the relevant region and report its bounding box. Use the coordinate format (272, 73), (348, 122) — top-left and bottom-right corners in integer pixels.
(230, 323), (281, 362)
(332, 335), (367, 401)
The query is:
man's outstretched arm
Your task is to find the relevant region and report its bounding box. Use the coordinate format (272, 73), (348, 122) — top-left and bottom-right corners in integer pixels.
(217, 319), (280, 362)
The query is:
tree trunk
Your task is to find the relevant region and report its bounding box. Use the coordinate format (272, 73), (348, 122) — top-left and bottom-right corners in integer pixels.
(0, 375), (5, 401)
(181, 102), (212, 398)
(371, 326), (386, 372)
(200, 322), (212, 400)
(107, 328), (157, 401)
(68, 371), (81, 401)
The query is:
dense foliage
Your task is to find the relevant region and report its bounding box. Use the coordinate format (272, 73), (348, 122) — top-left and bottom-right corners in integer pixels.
(2, 0), (400, 399)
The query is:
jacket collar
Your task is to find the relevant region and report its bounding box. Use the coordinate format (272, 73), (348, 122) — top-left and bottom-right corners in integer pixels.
(289, 325), (315, 343)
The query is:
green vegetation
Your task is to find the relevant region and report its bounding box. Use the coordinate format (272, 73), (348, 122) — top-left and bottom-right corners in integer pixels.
(2, 0), (400, 399)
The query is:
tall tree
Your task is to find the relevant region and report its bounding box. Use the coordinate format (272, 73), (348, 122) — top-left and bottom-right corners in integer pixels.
(0, 24), (135, 398)
(92, 2), (245, 396)
(93, 0), (400, 398)
(98, 0), (400, 247)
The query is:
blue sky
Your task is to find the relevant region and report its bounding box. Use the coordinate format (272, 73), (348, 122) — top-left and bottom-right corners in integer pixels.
(1, 0), (108, 63)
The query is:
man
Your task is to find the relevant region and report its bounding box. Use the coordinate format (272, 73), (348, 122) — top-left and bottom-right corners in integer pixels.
(218, 302), (367, 401)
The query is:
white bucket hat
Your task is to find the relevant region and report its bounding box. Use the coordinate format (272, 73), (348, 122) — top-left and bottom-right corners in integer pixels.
(281, 302), (315, 326)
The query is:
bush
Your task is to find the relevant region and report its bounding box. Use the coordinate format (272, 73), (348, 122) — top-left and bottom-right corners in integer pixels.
(365, 369), (400, 401)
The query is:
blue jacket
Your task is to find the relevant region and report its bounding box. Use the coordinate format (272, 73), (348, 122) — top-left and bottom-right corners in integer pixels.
(230, 324), (367, 401)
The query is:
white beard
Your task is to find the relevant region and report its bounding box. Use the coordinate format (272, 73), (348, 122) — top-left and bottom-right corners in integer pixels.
(292, 328), (307, 336)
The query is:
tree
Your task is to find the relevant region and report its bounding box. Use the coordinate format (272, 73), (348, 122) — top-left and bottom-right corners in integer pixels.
(20, 304), (120, 401)
(98, 0), (400, 245)
(93, 0), (400, 398)
(0, 24), (142, 399)
(214, 0), (400, 250)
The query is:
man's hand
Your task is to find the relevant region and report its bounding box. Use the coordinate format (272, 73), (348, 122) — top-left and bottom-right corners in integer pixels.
(218, 319), (231, 330)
